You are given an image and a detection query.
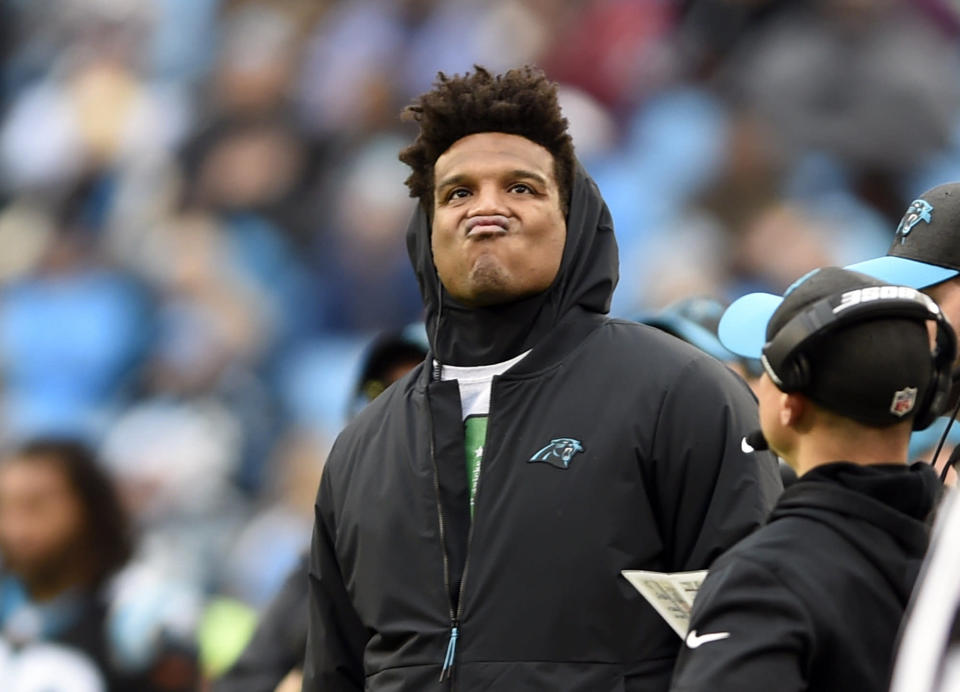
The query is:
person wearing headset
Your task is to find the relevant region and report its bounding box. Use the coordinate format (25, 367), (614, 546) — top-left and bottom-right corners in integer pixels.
(847, 182), (960, 340)
(847, 181), (960, 483)
(669, 267), (955, 692)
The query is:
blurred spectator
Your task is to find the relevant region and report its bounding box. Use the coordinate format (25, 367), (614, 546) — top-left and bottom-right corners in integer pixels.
(294, 0), (406, 137)
(674, 0), (802, 79)
(542, 0), (675, 107)
(719, 0), (960, 220)
(0, 2), (188, 193)
(0, 438), (193, 691)
(0, 183), (151, 442)
(111, 208), (291, 491)
(310, 134), (423, 333)
(345, 324), (429, 417)
(178, 121), (320, 350)
(734, 202), (835, 294)
(100, 396), (245, 687)
(101, 396), (247, 585)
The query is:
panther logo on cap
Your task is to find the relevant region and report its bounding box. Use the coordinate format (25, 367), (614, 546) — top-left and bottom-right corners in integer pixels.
(896, 199), (933, 243)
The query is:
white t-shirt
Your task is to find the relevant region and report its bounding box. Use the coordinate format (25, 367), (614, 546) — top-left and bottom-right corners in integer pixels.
(438, 350), (530, 516)
(439, 350), (530, 420)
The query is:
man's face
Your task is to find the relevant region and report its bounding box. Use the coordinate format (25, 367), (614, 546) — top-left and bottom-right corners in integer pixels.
(0, 458), (85, 586)
(925, 276), (960, 367)
(431, 132), (566, 307)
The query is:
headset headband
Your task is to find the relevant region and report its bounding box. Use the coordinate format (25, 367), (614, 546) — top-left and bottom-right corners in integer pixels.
(763, 286), (944, 386)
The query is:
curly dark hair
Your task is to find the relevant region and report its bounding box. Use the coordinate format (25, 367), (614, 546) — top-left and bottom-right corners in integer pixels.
(399, 65), (575, 215)
(5, 439), (134, 588)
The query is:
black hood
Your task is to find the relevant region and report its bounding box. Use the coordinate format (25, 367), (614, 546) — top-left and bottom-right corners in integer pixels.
(770, 462), (940, 601)
(406, 162), (618, 367)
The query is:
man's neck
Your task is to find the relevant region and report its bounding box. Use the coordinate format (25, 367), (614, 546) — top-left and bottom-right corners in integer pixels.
(789, 428), (910, 477)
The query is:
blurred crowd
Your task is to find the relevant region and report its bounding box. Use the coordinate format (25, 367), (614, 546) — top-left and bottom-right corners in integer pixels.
(3, 0), (960, 687)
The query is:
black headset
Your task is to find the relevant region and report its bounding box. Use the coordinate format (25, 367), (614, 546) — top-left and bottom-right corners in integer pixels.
(761, 285), (957, 431)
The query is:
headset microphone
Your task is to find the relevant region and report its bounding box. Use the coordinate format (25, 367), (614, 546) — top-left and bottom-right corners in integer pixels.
(744, 429), (769, 452)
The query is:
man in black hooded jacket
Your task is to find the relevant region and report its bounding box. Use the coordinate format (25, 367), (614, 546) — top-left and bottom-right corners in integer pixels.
(303, 66), (782, 692)
(671, 267), (953, 692)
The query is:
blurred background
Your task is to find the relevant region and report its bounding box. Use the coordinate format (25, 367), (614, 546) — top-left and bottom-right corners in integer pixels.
(2, 0), (960, 687)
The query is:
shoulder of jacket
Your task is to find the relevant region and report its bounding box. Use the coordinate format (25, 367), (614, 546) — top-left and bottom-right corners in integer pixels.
(707, 531), (806, 599)
(599, 318), (694, 355)
(323, 370), (423, 479)
(719, 514), (846, 586)
(596, 318), (735, 381)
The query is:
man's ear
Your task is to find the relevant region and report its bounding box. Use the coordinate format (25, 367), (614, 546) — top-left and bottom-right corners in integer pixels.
(780, 391), (807, 428)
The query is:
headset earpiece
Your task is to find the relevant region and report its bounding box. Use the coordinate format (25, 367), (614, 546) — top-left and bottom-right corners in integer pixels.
(911, 311), (956, 431)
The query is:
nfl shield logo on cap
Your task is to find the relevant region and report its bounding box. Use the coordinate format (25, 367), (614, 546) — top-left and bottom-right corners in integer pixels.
(890, 387), (918, 417)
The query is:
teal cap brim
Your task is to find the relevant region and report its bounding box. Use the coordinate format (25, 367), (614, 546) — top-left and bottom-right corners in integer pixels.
(717, 292), (783, 359)
(846, 256), (958, 289)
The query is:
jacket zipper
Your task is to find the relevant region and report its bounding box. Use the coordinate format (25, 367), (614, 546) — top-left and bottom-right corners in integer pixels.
(430, 385), (492, 685)
(427, 380), (466, 686)
(430, 427), (460, 683)
(439, 510), (481, 683)
(439, 621), (459, 681)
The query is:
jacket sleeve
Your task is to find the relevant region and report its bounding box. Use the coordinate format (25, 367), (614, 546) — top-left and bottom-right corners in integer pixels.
(302, 469), (368, 691)
(649, 356), (782, 571)
(669, 555), (810, 692)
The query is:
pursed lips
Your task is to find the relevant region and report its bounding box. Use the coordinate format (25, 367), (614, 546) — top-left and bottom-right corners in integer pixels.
(465, 215), (510, 238)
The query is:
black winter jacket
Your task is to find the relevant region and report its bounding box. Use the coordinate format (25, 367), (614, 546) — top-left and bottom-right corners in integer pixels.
(303, 164), (782, 691)
(670, 461), (940, 692)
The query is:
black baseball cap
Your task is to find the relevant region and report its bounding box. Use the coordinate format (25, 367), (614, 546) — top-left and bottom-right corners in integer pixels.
(720, 267), (935, 426)
(349, 323), (429, 417)
(847, 182), (960, 288)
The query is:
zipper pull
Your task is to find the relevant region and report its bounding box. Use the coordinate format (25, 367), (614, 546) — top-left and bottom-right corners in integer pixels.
(439, 623), (460, 681)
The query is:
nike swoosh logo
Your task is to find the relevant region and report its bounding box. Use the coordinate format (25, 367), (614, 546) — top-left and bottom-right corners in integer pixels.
(685, 629), (731, 648)
(741, 436), (755, 454)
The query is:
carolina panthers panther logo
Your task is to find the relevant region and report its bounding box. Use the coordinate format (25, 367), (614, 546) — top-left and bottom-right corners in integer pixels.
(896, 199), (933, 243)
(528, 438), (584, 469)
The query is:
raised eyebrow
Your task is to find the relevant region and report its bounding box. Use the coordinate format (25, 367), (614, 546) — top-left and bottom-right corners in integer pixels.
(435, 173), (471, 193)
(506, 169), (548, 187)
(436, 169), (549, 192)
